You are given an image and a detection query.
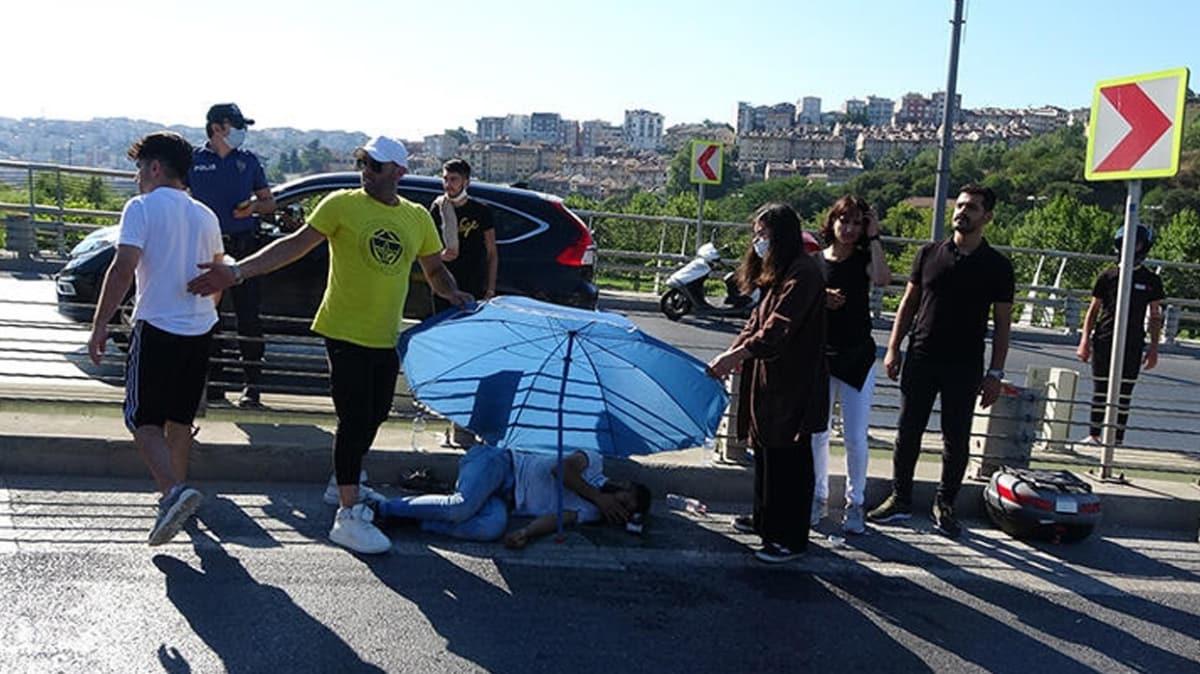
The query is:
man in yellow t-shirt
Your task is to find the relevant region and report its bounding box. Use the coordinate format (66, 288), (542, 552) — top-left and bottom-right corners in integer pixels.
(188, 136), (472, 554)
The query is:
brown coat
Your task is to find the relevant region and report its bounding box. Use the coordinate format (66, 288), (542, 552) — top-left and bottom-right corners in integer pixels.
(734, 254), (829, 448)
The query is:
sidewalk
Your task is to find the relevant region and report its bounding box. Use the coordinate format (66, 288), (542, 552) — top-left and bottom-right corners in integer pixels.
(1, 406), (1196, 537)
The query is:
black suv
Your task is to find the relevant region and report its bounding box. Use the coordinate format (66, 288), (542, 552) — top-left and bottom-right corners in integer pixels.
(55, 173), (598, 332)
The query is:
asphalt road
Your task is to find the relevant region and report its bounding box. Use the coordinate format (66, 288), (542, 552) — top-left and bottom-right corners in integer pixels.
(2, 272), (1200, 451)
(1, 475), (1197, 674)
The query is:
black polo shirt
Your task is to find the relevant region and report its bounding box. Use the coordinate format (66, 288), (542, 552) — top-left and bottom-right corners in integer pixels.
(907, 238), (1014, 361)
(1090, 266), (1165, 347)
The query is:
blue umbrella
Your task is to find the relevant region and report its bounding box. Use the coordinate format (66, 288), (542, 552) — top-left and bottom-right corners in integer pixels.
(398, 295), (728, 535)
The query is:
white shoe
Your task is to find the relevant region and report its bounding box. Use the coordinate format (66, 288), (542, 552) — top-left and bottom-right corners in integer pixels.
(329, 503), (391, 554)
(323, 470), (387, 506)
(1075, 435), (1101, 447)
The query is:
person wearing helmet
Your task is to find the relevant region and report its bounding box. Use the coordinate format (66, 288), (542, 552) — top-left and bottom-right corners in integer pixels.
(1075, 224), (1165, 447)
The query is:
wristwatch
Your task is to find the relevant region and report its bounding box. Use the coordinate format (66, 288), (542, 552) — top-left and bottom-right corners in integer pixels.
(230, 262), (245, 286)
(985, 368), (1004, 380)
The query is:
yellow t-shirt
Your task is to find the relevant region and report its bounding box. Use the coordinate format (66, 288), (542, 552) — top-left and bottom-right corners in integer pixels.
(308, 189), (442, 348)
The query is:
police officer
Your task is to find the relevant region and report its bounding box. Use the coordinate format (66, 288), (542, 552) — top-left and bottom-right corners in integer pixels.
(188, 103), (275, 407)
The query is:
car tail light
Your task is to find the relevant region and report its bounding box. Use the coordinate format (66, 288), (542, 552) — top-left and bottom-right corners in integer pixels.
(996, 482), (1052, 511)
(552, 201), (594, 268)
(1079, 502), (1101, 514)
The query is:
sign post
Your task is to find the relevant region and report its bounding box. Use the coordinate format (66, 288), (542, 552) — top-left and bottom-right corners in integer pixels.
(1084, 67), (1189, 479)
(689, 140), (723, 253)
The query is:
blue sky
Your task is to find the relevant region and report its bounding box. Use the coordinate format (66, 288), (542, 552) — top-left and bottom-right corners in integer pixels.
(8, 0), (1197, 139)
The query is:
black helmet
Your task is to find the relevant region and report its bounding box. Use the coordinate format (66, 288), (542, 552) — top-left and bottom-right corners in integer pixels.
(1113, 224), (1153, 262)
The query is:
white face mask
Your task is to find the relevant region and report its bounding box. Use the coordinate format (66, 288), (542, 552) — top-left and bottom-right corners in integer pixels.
(225, 127), (246, 149)
(753, 238), (770, 259)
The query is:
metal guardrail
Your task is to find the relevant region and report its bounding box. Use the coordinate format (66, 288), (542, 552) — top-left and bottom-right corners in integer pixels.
(3, 295), (1197, 477)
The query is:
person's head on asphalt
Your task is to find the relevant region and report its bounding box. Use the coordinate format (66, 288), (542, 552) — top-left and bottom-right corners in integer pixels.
(740, 202), (805, 292)
(127, 131), (193, 193)
(953, 183), (996, 235)
(601, 480), (652, 521)
(355, 136), (408, 201)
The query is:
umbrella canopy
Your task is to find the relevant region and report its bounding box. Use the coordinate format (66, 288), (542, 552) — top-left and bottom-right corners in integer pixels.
(398, 296), (728, 457)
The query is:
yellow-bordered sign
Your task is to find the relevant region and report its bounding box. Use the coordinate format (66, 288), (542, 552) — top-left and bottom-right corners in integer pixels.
(689, 140), (723, 185)
(1085, 67), (1190, 181)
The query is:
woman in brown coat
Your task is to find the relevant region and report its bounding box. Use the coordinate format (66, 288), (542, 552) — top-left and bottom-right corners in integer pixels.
(707, 202), (828, 563)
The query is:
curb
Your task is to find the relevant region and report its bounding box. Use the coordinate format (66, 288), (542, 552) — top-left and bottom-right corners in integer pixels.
(2, 432), (1196, 536)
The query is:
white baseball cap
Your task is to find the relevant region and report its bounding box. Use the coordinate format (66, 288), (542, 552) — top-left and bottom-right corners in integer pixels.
(357, 136), (408, 169)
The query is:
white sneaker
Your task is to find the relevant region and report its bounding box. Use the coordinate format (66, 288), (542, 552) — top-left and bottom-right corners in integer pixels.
(322, 470), (387, 506)
(329, 503), (391, 554)
(1075, 435), (1101, 447)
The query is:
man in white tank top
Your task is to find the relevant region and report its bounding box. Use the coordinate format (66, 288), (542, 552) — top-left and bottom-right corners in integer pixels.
(87, 131), (225, 547)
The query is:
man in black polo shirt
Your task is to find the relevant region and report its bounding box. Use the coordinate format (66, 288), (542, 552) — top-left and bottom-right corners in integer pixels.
(868, 184), (1014, 537)
(189, 103), (275, 408)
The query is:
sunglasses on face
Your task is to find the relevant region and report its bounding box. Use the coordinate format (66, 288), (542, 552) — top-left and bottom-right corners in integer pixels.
(355, 156), (385, 173)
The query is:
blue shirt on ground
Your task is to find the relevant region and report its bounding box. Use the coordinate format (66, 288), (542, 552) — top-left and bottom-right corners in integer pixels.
(188, 145), (268, 236)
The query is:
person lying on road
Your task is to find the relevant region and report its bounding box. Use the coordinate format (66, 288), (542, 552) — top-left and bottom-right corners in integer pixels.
(372, 444), (651, 549)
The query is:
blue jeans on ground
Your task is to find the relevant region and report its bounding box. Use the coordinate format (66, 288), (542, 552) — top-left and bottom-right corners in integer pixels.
(380, 444), (514, 541)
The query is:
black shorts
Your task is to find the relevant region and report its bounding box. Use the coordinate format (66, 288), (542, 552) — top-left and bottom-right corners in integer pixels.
(124, 321), (214, 432)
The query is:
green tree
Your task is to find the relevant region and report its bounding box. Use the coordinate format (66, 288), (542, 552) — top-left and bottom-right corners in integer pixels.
(1155, 208), (1200, 298)
(1009, 194), (1118, 288)
(883, 202), (930, 240)
(83, 176), (109, 207)
(300, 139), (335, 174)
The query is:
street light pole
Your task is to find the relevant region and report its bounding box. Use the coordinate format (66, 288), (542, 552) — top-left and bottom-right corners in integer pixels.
(931, 0), (966, 241)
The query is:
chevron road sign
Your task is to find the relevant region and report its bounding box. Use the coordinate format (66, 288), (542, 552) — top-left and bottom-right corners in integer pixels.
(1085, 67), (1190, 181)
(689, 140), (723, 185)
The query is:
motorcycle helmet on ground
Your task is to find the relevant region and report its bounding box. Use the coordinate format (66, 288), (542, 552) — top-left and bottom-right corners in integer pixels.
(1113, 224), (1154, 264)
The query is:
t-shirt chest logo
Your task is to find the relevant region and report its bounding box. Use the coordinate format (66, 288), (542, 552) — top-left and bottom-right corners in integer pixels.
(458, 217), (479, 238)
(361, 227), (406, 275)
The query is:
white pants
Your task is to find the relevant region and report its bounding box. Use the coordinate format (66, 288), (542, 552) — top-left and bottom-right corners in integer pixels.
(811, 366), (876, 508)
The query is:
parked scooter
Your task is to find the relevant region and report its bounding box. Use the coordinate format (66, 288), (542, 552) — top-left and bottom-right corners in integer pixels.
(659, 242), (759, 321)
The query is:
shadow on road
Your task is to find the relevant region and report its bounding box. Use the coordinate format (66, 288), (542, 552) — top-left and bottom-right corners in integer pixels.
(827, 525), (1199, 672)
(154, 523), (384, 673)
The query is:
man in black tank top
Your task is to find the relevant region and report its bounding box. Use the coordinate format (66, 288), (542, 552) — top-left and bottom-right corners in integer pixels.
(867, 185), (1014, 538)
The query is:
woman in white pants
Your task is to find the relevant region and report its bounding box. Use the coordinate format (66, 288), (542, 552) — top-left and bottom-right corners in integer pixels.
(811, 196), (891, 534)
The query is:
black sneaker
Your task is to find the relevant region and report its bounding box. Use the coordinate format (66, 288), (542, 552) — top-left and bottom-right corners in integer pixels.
(732, 515), (756, 534)
(867, 494), (912, 524)
(933, 498), (962, 538)
(755, 541), (803, 564)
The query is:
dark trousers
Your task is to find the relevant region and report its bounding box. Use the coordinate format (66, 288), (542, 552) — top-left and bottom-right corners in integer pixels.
(1089, 339), (1142, 444)
(752, 438), (814, 551)
(326, 338), (399, 485)
(892, 353), (982, 505)
(210, 233), (264, 392)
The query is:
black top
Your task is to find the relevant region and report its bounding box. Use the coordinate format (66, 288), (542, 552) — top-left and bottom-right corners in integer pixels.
(1090, 266), (1165, 346)
(908, 238), (1015, 361)
(825, 248), (873, 350)
(430, 198), (495, 297)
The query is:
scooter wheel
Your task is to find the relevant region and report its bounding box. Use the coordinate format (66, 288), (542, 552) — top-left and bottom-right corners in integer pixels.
(660, 289), (692, 321)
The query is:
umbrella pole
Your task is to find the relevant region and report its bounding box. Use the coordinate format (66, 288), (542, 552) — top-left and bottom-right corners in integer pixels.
(556, 331), (577, 542)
